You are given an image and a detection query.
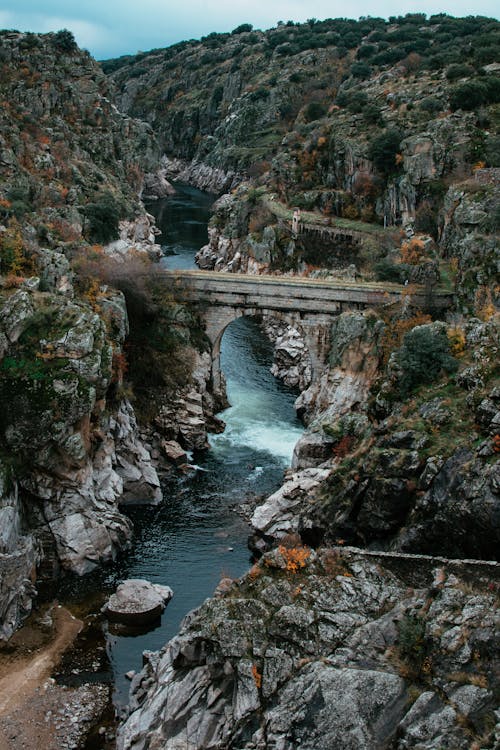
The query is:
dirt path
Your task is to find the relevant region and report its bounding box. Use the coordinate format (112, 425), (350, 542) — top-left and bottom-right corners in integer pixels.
(0, 604), (110, 750)
(0, 605), (82, 717)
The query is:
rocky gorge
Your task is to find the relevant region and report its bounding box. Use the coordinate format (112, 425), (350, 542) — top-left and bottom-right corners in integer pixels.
(0, 14), (499, 750)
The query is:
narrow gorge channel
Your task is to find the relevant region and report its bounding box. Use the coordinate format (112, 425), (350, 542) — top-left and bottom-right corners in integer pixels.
(58, 185), (303, 710)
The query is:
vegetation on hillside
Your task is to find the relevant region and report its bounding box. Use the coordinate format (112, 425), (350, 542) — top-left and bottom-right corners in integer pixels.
(105, 14), (498, 317)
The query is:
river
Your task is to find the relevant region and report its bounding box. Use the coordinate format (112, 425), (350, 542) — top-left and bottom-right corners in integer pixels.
(57, 184), (303, 708)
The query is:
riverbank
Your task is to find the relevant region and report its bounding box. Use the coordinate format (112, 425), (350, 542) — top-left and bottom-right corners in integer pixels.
(0, 604), (111, 750)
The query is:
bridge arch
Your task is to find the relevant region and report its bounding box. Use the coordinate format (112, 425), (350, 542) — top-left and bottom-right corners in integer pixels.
(203, 306), (265, 396)
(202, 304), (332, 397)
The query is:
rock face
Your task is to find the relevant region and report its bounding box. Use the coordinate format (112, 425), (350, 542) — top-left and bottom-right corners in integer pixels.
(162, 157), (241, 195)
(440, 181), (499, 313)
(249, 467), (331, 552)
(117, 547), (499, 750)
(299, 309), (385, 420)
(105, 215), (162, 262)
(292, 315), (500, 560)
(103, 579), (173, 625)
(292, 309), (384, 467)
(0, 462), (39, 640)
(248, 313), (500, 561)
(107, 18), (498, 299)
(153, 351), (221, 451)
(0, 286), (162, 621)
(0, 30), (159, 253)
(195, 189), (273, 275)
(262, 316), (312, 391)
(141, 169), (176, 200)
(111, 400), (162, 505)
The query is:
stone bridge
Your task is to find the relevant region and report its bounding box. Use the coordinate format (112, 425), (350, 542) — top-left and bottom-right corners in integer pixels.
(168, 270), (453, 391)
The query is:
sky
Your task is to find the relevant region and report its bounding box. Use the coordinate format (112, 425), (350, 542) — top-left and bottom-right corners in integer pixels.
(0, 1), (498, 60)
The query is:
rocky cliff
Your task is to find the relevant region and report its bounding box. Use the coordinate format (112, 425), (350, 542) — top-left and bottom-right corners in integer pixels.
(0, 30), (161, 249)
(101, 15), (500, 748)
(250, 310), (500, 562)
(118, 545), (499, 750)
(0, 32), (214, 638)
(0, 17), (498, 748)
(0, 279), (165, 634)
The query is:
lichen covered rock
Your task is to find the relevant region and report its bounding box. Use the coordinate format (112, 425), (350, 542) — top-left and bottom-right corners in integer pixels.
(117, 548), (499, 750)
(0, 287), (161, 587)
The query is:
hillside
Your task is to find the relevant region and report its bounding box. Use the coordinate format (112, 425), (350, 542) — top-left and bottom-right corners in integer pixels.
(0, 30), (162, 262)
(0, 31), (211, 642)
(105, 14), (499, 313)
(105, 15), (499, 175)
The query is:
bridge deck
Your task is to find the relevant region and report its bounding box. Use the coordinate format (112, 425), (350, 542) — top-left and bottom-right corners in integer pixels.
(168, 270), (453, 312)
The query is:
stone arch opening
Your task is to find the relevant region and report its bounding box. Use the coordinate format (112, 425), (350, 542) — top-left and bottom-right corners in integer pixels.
(204, 307), (264, 401)
(204, 306), (330, 410)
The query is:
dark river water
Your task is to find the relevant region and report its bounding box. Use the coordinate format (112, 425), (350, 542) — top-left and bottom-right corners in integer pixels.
(57, 184), (303, 708)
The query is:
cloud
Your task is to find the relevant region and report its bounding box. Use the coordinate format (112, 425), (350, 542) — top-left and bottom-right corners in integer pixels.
(0, 7), (114, 55)
(1, 0), (498, 59)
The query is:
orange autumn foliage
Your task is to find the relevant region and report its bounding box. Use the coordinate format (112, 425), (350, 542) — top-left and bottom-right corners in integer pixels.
(251, 664), (262, 690)
(400, 238), (427, 265)
(380, 312), (432, 364)
(278, 545), (311, 573)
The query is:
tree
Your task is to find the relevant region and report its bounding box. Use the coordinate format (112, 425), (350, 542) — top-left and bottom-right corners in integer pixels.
(82, 192), (121, 244)
(53, 29), (77, 53)
(396, 324), (457, 395)
(304, 101), (327, 122)
(231, 23), (253, 35)
(369, 129), (402, 175)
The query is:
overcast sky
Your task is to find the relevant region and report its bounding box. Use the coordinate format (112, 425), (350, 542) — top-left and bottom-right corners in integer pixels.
(0, 1), (498, 60)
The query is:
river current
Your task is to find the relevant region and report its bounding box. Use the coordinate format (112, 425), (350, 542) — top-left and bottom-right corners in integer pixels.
(67, 184), (303, 706)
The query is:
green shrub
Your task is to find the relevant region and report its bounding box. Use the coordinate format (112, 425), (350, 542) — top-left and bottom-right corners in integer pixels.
(336, 90), (368, 113)
(474, 45), (499, 65)
(53, 29), (77, 53)
(362, 103), (383, 125)
(232, 23), (253, 35)
(350, 61), (371, 79)
(396, 324), (458, 395)
(369, 129), (402, 175)
(419, 97), (442, 114)
(397, 615), (428, 666)
(374, 258), (408, 283)
(304, 100), (327, 122)
(485, 134), (500, 167)
(357, 44), (376, 59)
(449, 77), (500, 111)
(414, 200), (438, 237)
(446, 63), (474, 81)
(248, 87), (270, 102)
(82, 192), (122, 244)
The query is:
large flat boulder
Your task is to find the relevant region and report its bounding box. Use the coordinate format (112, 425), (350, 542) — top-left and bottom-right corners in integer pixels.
(103, 579), (173, 625)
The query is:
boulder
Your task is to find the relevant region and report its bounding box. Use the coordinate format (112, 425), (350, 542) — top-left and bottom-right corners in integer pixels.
(103, 579), (173, 625)
(250, 467), (331, 542)
(292, 431), (335, 469)
(141, 170), (176, 199)
(112, 400), (162, 505)
(0, 290), (35, 344)
(263, 316), (312, 391)
(161, 440), (187, 466)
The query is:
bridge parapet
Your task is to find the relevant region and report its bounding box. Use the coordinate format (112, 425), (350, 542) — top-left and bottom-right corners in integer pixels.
(171, 270), (453, 312)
